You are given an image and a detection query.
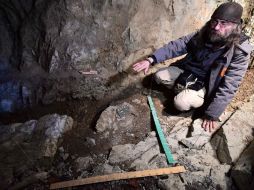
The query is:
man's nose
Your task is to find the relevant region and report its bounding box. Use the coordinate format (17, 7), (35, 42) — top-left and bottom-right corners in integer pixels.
(214, 23), (221, 30)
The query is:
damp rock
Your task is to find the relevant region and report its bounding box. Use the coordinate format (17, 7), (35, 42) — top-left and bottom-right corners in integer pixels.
(96, 102), (136, 133)
(85, 137), (96, 147)
(75, 156), (94, 172)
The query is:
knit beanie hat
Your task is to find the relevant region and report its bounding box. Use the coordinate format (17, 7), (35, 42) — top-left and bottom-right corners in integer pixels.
(211, 2), (243, 24)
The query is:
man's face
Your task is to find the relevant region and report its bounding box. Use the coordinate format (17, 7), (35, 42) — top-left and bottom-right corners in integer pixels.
(208, 19), (238, 44)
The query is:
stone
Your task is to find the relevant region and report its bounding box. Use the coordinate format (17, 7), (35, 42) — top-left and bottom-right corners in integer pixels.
(75, 156), (94, 171)
(100, 163), (114, 174)
(115, 103), (131, 119)
(93, 163), (122, 176)
(62, 153), (69, 161)
(108, 144), (135, 165)
(0, 123), (22, 144)
(167, 117), (193, 134)
(58, 147), (64, 153)
(175, 147), (221, 176)
(181, 173), (218, 190)
(109, 137), (157, 165)
(19, 120), (37, 135)
(96, 106), (117, 133)
(211, 96), (254, 164)
(0, 113), (73, 188)
(1, 114), (73, 160)
(85, 137), (96, 147)
(210, 165), (232, 189)
(231, 139), (254, 190)
(149, 131), (156, 137)
(177, 155), (203, 172)
(131, 99), (141, 104)
(130, 145), (160, 170)
(167, 118), (192, 141)
(179, 119), (215, 149)
(158, 174), (185, 190)
(148, 154), (168, 169)
(166, 137), (180, 153)
(96, 102), (136, 133)
(178, 112), (232, 149)
(168, 125), (189, 142)
(36, 114), (74, 157)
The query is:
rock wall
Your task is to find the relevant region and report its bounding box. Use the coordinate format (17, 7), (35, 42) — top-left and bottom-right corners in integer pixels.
(0, 0), (253, 112)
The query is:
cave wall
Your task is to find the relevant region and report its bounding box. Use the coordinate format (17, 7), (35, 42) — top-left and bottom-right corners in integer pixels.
(0, 0), (253, 112)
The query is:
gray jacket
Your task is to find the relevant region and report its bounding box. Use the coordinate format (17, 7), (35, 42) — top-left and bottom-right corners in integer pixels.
(152, 32), (253, 120)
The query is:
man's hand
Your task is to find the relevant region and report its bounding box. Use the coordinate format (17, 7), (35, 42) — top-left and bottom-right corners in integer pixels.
(201, 119), (217, 133)
(132, 60), (151, 75)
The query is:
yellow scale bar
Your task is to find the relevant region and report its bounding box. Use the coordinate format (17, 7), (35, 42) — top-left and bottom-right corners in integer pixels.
(50, 166), (186, 189)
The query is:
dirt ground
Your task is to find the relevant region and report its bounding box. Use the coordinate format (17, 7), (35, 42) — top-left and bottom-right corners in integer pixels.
(228, 68), (254, 111)
(1, 68), (254, 189)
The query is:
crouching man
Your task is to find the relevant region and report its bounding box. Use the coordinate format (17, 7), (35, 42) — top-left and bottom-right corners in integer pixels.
(133, 2), (253, 132)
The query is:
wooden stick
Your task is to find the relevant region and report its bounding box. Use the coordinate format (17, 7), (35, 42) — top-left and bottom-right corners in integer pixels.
(50, 166), (186, 189)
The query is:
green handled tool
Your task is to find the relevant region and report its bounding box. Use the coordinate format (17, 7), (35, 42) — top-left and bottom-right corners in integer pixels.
(147, 95), (175, 164)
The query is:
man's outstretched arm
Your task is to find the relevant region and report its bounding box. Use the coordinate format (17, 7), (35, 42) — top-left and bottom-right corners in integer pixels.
(132, 32), (196, 74)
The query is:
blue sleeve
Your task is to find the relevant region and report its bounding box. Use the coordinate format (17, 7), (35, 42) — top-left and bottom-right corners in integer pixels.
(152, 32), (197, 63)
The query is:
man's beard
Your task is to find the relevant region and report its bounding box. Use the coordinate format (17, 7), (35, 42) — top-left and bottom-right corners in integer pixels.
(209, 31), (229, 44)
(207, 27), (241, 46)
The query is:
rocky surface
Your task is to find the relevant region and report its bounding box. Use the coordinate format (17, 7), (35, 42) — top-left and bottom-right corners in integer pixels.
(0, 114), (73, 189)
(90, 94), (254, 189)
(211, 96), (254, 164)
(96, 102), (136, 133)
(179, 112), (231, 149)
(231, 139), (254, 190)
(0, 90), (254, 189)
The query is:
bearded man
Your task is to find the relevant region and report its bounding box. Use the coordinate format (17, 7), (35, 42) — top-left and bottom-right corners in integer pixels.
(133, 2), (253, 132)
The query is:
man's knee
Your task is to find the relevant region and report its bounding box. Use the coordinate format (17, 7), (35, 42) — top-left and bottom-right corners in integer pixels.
(154, 67), (183, 88)
(174, 89), (205, 111)
(154, 69), (170, 84)
(174, 96), (191, 111)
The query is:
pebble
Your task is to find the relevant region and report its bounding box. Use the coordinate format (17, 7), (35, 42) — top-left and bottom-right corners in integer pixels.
(58, 147), (64, 153)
